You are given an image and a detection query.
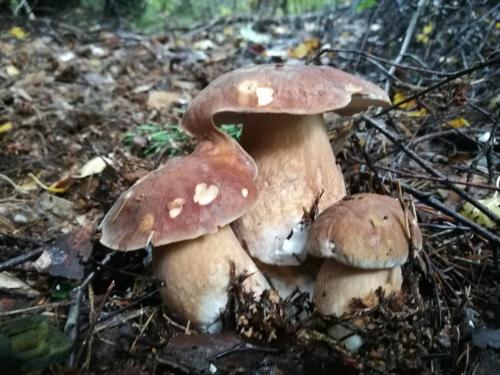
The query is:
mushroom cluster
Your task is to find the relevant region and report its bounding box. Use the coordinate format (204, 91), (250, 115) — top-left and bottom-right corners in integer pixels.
(100, 64), (422, 334)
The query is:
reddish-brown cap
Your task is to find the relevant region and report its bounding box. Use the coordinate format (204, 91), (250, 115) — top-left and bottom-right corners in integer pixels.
(100, 134), (258, 251)
(307, 193), (423, 269)
(182, 64), (390, 138)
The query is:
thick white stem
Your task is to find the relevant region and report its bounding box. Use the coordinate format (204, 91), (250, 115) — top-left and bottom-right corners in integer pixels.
(153, 226), (269, 333)
(314, 260), (402, 316)
(232, 114), (346, 265)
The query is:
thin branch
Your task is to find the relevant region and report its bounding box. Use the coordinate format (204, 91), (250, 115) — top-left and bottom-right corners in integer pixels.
(398, 182), (499, 262)
(362, 115), (500, 225)
(369, 164), (500, 192)
(384, 0), (428, 92)
(377, 54), (500, 116)
(0, 247), (44, 272)
(312, 48), (454, 77)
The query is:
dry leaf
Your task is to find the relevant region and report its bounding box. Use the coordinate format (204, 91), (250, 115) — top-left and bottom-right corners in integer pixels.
(9, 26), (28, 40)
(0, 122), (13, 134)
(416, 22), (433, 44)
(0, 272), (40, 297)
(33, 224), (95, 280)
(74, 156), (113, 178)
(461, 195), (499, 229)
(6, 65), (20, 76)
(288, 38), (320, 59)
(406, 108), (428, 117)
(147, 91), (181, 110)
(393, 91), (417, 110)
(447, 117), (470, 129)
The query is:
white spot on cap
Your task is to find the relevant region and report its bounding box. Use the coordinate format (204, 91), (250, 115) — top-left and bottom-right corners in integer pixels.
(193, 183), (219, 205)
(168, 197), (185, 218)
(256, 87), (273, 106)
(241, 188), (248, 198)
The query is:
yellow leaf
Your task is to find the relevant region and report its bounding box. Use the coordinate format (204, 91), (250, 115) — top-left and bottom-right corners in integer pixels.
(46, 182), (69, 194)
(496, 22), (500, 29)
(416, 33), (429, 44)
(393, 91), (416, 110)
(9, 26), (28, 40)
(6, 65), (20, 76)
(447, 117), (470, 129)
(406, 108), (428, 117)
(0, 122), (13, 134)
(288, 38), (320, 59)
(422, 23), (433, 34)
(416, 23), (433, 44)
(461, 196), (500, 229)
(28, 173), (68, 194)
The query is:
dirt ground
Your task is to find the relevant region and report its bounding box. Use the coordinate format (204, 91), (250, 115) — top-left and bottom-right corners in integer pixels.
(0, 2), (499, 373)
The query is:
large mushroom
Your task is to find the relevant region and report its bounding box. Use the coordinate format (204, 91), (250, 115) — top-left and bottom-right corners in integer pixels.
(100, 135), (269, 332)
(182, 64), (390, 265)
(307, 193), (423, 316)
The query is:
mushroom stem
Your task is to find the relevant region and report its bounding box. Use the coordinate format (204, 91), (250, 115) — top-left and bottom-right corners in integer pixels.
(254, 257), (323, 300)
(314, 260), (402, 316)
(153, 226), (269, 333)
(232, 113), (346, 265)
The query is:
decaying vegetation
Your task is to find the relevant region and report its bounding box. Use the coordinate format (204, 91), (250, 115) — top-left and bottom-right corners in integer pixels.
(0, 0), (499, 373)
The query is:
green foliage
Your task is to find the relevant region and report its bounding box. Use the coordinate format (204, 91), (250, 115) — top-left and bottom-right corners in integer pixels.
(123, 123), (190, 157)
(0, 315), (72, 372)
(51, 281), (76, 300)
(7, 0), (352, 31)
(122, 123), (242, 157)
(355, 0), (377, 12)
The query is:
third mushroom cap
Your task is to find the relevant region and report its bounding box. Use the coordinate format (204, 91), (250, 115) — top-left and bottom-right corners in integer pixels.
(182, 64), (391, 265)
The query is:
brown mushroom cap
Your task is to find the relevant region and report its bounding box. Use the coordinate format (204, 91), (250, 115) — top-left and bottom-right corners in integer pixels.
(307, 193), (423, 269)
(100, 134), (258, 251)
(182, 64), (390, 138)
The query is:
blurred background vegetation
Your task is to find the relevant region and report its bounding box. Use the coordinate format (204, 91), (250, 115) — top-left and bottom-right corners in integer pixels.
(1, 0), (376, 32)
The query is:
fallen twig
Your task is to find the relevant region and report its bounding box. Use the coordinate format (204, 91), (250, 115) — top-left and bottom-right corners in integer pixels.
(0, 301), (73, 318)
(0, 246), (44, 272)
(64, 252), (113, 367)
(376, 54), (500, 116)
(399, 182), (500, 260)
(362, 115), (500, 225)
(384, 0), (427, 92)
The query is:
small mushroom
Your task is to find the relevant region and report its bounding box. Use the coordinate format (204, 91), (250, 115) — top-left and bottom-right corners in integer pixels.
(307, 193), (422, 316)
(100, 135), (268, 332)
(182, 64), (390, 265)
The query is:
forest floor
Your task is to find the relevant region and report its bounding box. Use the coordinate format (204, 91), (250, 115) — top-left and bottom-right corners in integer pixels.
(0, 2), (499, 374)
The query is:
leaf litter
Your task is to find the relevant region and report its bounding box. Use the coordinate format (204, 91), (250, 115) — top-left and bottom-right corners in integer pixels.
(0, 2), (499, 373)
